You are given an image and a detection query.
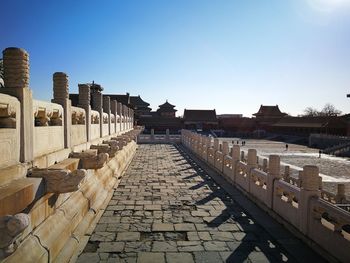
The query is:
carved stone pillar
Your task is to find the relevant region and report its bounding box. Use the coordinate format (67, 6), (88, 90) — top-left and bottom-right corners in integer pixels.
(111, 100), (117, 134)
(1, 47), (33, 162)
(78, 84), (91, 141)
(267, 155), (280, 208)
(300, 165), (320, 234)
(91, 91), (103, 137)
(103, 96), (111, 135)
(52, 72), (71, 148)
(117, 102), (122, 132)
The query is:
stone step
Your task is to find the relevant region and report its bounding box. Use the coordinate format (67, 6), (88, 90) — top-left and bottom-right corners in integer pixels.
(49, 158), (80, 171)
(0, 178), (42, 216)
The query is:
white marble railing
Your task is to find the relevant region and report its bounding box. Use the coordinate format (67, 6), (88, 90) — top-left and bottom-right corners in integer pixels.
(33, 100), (64, 157)
(181, 129), (350, 263)
(0, 94), (20, 168)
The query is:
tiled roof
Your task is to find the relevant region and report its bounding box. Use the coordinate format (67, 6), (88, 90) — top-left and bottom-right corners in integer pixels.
(183, 109), (217, 122)
(130, 95), (150, 107)
(253, 105), (287, 117)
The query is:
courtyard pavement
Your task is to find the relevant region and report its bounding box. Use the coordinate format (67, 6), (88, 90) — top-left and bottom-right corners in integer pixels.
(77, 144), (327, 263)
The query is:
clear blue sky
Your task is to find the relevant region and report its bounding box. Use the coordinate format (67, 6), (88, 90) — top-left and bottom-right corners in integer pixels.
(1, 0), (349, 117)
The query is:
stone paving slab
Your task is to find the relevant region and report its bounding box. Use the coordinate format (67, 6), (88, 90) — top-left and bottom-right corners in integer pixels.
(77, 144), (327, 263)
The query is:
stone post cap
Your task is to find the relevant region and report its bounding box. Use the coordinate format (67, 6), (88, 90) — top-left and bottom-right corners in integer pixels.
(302, 165), (320, 191)
(268, 155), (280, 177)
(247, 149), (257, 165)
(231, 145), (240, 160)
(222, 141), (229, 155)
(53, 72), (68, 78)
(3, 47), (29, 57)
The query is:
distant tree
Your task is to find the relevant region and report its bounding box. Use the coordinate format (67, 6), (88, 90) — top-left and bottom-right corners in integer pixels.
(303, 107), (319, 117)
(302, 104), (342, 117)
(320, 103), (342, 117)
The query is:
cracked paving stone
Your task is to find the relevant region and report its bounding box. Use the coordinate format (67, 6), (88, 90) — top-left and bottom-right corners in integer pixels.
(90, 232), (116, 242)
(152, 241), (178, 252)
(203, 241), (229, 251)
(117, 232), (141, 241)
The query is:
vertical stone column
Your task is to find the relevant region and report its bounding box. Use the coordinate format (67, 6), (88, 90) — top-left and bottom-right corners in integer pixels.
(222, 141), (229, 156)
(103, 96), (111, 135)
(123, 105), (128, 131)
(300, 165), (320, 234)
(151, 129), (155, 141)
(78, 84), (91, 142)
(130, 109), (134, 128)
(247, 149), (257, 192)
(52, 72), (71, 148)
(267, 155), (280, 208)
(166, 129), (170, 142)
(231, 145), (240, 181)
(2, 47), (33, 162)
(335, 184), (346, 203)
(91, 91), (103, 137)
(213, 138), (219, 151)
(111, 100), (117, 135)
(117, 102), (122, 132)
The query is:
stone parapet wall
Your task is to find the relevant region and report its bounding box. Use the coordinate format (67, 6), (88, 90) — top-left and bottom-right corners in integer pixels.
(182, 129), (350, 263)
(0, 47), (138, 261)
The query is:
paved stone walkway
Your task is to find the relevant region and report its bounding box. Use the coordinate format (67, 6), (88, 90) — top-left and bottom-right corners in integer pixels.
(77, 144), (326, 263)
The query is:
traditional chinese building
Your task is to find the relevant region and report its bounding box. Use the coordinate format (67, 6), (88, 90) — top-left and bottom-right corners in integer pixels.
(156, 100), (177, 118)
(183, 109), (218, 130)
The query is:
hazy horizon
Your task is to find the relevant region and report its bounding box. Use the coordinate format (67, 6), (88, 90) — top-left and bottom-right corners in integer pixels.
(1, 0), (349, 117)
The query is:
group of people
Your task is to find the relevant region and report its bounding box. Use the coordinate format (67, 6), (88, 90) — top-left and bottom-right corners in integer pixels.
(232, 140), (246, 146)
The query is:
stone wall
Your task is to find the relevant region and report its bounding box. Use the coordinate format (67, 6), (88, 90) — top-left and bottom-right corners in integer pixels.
(0, 47), (139, 262)
(182, 130), (350, 263)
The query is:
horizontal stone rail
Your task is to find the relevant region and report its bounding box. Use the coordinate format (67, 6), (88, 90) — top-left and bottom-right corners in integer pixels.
(308, 198), (350, 262)
(71, 106), (85, 125)
(181, 129), (350, 263)
(273, 179), (301, 228)
(33, 100), (63, 127)
(0, 94), (20, 170)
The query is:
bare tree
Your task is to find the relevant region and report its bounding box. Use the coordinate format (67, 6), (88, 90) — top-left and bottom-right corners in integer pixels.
(302, 103), (342, 117)
(303, 107), (319, 117)
(320, 103), (342, 116)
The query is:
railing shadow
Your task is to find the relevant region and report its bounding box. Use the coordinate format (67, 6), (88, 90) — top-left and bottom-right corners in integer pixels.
(175, 144), (297, 263)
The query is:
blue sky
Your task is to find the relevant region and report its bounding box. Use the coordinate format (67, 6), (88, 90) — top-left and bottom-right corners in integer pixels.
(1, 0), (349, 116)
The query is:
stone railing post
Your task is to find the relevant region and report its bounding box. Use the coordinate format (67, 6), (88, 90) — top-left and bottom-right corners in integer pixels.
(103, 96), (111, 135)
(267, 155), (280, 208)
(231, 145), (240, 181)
(117, 102), (122, 132)
(151, 129), (155, 141)
(300, 165), (321, 234)
(52, 72), (71, 148)
(222, 141), (229, 156)
(166, 129), (170, 142)
(335, 184), (346, 203)
(213, 138), (219, 151)
(78, 84), (91, 142)
(247, 149), (257, 192)
(111, 100), (117, 135)
(130, 109), (134, 129)
(91, 90), (103, 137)
(2, 47), (33, 162)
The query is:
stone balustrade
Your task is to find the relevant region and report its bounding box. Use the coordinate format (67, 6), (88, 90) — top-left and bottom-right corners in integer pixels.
(0, 47), (137, 261)
(181, 129), (350, 263)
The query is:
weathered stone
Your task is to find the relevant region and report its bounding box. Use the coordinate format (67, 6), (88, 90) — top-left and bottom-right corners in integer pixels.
(166, 252), (194, 263)
(0, 213), (30, 257)
(152, 223), (174, 232)
(29, 168), (86, 193)
(117, 232), (140, 241)
(137, 252), (165, 263)
(98, 242), (125, 252)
